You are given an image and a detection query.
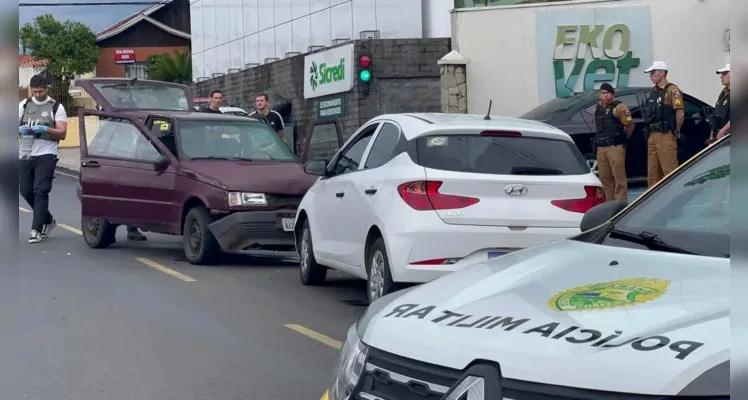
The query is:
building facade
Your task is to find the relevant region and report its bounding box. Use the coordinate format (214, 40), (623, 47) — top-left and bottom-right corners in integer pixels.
(190, 0), (453, 79)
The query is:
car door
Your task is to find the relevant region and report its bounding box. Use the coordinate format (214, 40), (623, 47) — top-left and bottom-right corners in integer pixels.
(79, 109), (180, 233)
(355, 120), (404, 222)
(300, 119), (343, 163)
(614, 92), (647, 179)
(311, 122), (380, 265)
(679, 94), (712, 163)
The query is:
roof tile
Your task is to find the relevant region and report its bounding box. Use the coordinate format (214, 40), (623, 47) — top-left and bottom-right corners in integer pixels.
(19, 54), (48, 68)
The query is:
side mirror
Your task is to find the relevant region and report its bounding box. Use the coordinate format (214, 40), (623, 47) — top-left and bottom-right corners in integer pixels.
(304, 159), (328, 176)
(154, 155), (170, 171)
(580, 200), (628, 232)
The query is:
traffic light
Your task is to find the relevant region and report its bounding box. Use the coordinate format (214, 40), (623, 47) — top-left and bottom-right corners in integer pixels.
(359, 55), (372, 95)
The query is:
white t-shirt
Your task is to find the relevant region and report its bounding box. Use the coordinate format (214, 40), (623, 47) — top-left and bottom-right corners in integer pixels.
(18, 97), (67, 157)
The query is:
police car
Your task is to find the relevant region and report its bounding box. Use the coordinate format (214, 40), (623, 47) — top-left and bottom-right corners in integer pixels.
(321, 136), (729, 399)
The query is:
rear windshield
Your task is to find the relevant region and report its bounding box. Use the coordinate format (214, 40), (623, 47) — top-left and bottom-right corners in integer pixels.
(415, 134), (590, 176)
(93, 82), (191, 111)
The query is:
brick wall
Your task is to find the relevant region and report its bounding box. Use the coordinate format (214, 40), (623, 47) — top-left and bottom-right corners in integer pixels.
(193, 38), (451, 154)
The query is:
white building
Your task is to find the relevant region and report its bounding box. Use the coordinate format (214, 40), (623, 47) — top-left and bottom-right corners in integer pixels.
(190, 0), (454, 79)
(451, 0), (731, 116)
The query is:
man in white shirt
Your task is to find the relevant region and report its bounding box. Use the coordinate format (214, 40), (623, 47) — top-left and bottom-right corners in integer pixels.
(18, 74), (67, 243)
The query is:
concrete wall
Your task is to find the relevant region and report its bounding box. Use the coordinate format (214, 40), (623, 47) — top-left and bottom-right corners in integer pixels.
(193, 38), (451, 153)
(452, 0), (731, 117)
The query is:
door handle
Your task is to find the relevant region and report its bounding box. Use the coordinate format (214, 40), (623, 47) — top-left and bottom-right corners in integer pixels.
(364, 188), (377, 195)
(335, 192), (345, 198)
(81, 160), (100, 168)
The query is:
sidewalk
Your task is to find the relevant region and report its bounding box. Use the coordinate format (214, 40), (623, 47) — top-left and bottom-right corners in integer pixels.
(57, 147), (80, 174)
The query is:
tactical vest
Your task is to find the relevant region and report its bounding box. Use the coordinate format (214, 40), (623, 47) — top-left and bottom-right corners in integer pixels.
(643, 83), (677, 132)
(20, 98), (60, 142)
(594, 100), (623, 140)
(711, 88), (730, 132)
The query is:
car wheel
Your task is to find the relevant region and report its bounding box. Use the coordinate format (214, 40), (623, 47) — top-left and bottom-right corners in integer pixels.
(182, 205), (220, 265)
(366, 237), (396, 304)
(584, 153), (598, 175)
(81, 215), (116, 249)
(298, 219), (327, 285)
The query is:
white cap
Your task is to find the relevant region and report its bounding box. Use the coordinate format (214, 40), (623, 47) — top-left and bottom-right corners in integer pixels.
(644, 61), (668, 73)
(716, 64), (730, 74)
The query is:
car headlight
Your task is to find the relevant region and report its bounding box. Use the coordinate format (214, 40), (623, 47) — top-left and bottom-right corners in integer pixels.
(329, 324), (368, 400)
(228, 192), (267, 207)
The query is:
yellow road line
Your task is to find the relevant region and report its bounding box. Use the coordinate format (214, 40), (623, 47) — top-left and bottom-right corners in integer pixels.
(135, 257), (197, 282)
(284, 324), (342, 350)
(58, 223), (83, 235)
(19, 207), (30, 213)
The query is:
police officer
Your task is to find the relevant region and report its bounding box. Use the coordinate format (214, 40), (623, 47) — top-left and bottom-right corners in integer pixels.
(707, 63), (730, 143)
(642, 61), (684, 188)
(593, 83), (634, 201)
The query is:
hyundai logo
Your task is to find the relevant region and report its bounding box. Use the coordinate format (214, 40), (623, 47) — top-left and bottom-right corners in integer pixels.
(504, 184), (528, 197)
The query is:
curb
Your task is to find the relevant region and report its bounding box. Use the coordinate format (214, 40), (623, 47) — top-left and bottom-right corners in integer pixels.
(55, 165), (79, 177)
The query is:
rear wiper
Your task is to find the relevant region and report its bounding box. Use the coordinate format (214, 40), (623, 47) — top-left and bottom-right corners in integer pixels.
(511, 166), (564, 175)
(608, 228), (696, 255)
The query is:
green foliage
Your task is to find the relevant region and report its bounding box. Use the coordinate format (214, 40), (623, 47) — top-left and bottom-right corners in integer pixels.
(19, 14), (98, 80)
(147, 50), (192, 84)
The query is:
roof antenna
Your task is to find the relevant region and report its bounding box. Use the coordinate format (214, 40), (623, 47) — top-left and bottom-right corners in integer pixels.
(483, 100), (492, 120)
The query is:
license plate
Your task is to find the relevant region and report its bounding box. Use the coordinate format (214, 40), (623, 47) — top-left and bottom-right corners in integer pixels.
(488, 251), (506, 259)
(281, 217), (295, 232)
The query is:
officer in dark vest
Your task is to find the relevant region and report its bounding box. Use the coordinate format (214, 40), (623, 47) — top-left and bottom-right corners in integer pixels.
(707, 63), (730, 143)
(593, 83), (634, 201)
(642, 61), (685, 188)
(19, 74), (68, 243)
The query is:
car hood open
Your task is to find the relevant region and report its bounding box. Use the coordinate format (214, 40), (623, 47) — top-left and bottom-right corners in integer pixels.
(361, 239), (729, 396)
(179, 160), (317, 194)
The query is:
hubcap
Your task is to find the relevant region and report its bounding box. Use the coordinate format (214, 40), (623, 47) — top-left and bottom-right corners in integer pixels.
(187, 218), (202, 255)
(368, 250), (385, 301)
(85, 217), (100, 237)
(300, 228), (310, 275)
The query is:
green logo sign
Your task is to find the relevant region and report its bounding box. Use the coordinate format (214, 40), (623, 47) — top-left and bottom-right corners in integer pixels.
(553, 24), (640, 97)
(309, 58), (346, 91)
(316, 94), (346, 119)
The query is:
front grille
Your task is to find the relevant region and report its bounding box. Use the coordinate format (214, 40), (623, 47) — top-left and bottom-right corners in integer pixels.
(266, 194), (302, 209)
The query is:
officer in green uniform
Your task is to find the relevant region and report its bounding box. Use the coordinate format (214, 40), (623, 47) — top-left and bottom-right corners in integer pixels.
(707, 63), (730, 143)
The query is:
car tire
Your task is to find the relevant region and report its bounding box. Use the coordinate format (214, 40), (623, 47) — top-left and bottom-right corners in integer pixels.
(366, 237), (396, 304)
(81, 216), (116, 249)
(298, 219), (327, 286)
(182, 205), (220, 265)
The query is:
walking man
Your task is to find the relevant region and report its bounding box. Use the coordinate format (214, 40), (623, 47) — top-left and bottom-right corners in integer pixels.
(708, 63), (730, 143)
(593, 83), (634, 201)
(19, 74), (66, 243)
(249, 93), (287, 144)
(642, 61), (684, 188)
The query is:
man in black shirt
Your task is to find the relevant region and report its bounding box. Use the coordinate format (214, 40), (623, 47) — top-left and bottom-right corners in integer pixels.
(201, 89), (223, 113)
(249, 92), (287, 144)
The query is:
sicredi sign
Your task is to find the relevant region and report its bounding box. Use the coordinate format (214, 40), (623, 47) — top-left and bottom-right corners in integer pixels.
(304, 44), (354, 99)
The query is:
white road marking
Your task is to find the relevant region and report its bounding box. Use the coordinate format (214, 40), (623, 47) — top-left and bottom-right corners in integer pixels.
(19, 207), (30, 213)
(54, 170), (78, 178)
(135, 257), (197, 282)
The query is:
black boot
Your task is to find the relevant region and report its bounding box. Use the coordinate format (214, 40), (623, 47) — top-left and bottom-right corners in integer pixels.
(127, 227), (147, 241)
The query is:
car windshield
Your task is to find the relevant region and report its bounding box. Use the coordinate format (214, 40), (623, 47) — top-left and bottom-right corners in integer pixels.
(178, 120), (296, 161)
(93, 82), (191, 111)
(601, 139), (730, 258)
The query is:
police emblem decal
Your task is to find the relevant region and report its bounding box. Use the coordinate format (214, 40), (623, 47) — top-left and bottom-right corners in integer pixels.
(547, 277), (670, 311)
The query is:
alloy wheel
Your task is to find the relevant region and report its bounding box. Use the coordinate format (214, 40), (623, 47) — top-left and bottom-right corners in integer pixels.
(187, 218), (202, 256)
(368, 250), (385, 301)
(300, 228), (310, 275)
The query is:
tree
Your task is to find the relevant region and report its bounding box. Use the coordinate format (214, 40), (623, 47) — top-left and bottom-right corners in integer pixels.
(147, 50), (192, 84)
(19, 14), (98, 81)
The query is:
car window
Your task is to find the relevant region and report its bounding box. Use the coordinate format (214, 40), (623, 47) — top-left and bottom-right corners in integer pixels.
(331, 124), (378, 175)
(364, 122), (400, 169)
(149, 118), (178, 158)
(684, 97), (703, 117)
(307, 123), (340, 161)
(178, 120), (296, 161)
(603, 139), (730, 257)
(414, 134), (590, 175)
(87, 117), (159, 161)
(616, 94), (642, 119)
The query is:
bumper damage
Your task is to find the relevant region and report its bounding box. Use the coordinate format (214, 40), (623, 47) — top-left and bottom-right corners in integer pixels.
(207, 209), (297, 252)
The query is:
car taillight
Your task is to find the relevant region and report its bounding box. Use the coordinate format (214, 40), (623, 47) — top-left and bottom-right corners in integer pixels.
(397, 181), (480, 211)
(410, 258), (461, 265)
(551, 186), (605, 213)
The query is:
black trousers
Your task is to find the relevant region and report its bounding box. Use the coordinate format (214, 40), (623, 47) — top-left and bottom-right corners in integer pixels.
(19, 154), (57, 231)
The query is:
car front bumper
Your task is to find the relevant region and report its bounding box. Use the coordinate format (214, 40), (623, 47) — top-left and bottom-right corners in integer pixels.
(207, 209), (297, 252)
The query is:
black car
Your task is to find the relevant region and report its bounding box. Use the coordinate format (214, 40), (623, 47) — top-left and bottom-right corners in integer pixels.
(521, 87), (714, 182)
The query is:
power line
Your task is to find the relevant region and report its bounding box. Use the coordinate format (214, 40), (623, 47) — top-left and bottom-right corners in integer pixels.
(20, 1), (163, 5)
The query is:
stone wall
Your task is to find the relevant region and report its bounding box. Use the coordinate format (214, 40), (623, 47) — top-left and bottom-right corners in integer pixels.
(193, 38), (451, 154)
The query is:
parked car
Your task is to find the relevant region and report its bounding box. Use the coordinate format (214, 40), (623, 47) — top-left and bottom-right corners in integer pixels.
(294, 113), (604, 303)
(521, 87), (714, 182)
(219, 106), (251, 116)
(75, 78), (316, 264)
(320, 135), (730, 400)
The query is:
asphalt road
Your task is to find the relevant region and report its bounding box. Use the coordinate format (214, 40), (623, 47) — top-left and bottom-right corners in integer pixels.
(14, 171), (367, 400)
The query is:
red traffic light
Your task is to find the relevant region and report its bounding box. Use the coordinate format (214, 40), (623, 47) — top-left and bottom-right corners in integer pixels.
(359, 55), (371, 68)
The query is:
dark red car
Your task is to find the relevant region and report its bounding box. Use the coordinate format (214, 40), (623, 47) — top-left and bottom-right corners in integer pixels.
(76, 78), (316, 264)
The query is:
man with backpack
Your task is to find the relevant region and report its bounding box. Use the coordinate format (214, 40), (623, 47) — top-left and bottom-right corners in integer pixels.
(19, 74), (67, 243)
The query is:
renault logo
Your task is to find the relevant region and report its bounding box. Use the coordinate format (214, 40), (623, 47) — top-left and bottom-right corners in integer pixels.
(504, 184), (528, 197)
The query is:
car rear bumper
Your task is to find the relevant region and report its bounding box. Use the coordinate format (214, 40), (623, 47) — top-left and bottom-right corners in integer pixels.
(207, 209), (297, 252)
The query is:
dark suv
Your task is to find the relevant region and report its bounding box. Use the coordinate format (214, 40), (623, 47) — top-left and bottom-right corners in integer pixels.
(76, 78), (316, 264)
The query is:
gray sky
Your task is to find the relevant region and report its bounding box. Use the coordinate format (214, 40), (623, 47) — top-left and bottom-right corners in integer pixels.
(20, 1), (145, 35)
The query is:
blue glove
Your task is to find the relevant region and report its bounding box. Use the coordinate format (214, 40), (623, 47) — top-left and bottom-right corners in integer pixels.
(18, 126), (31, 136)
(31, 125), (48, 138)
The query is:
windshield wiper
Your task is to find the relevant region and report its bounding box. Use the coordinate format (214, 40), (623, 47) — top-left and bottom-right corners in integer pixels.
(511, 166), (564, 175)
(190, 156), (254, 161)
(608, 228), (696, 255)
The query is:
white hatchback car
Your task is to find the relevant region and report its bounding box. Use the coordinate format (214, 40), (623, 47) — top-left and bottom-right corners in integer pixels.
(294, 113), (603, 302)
